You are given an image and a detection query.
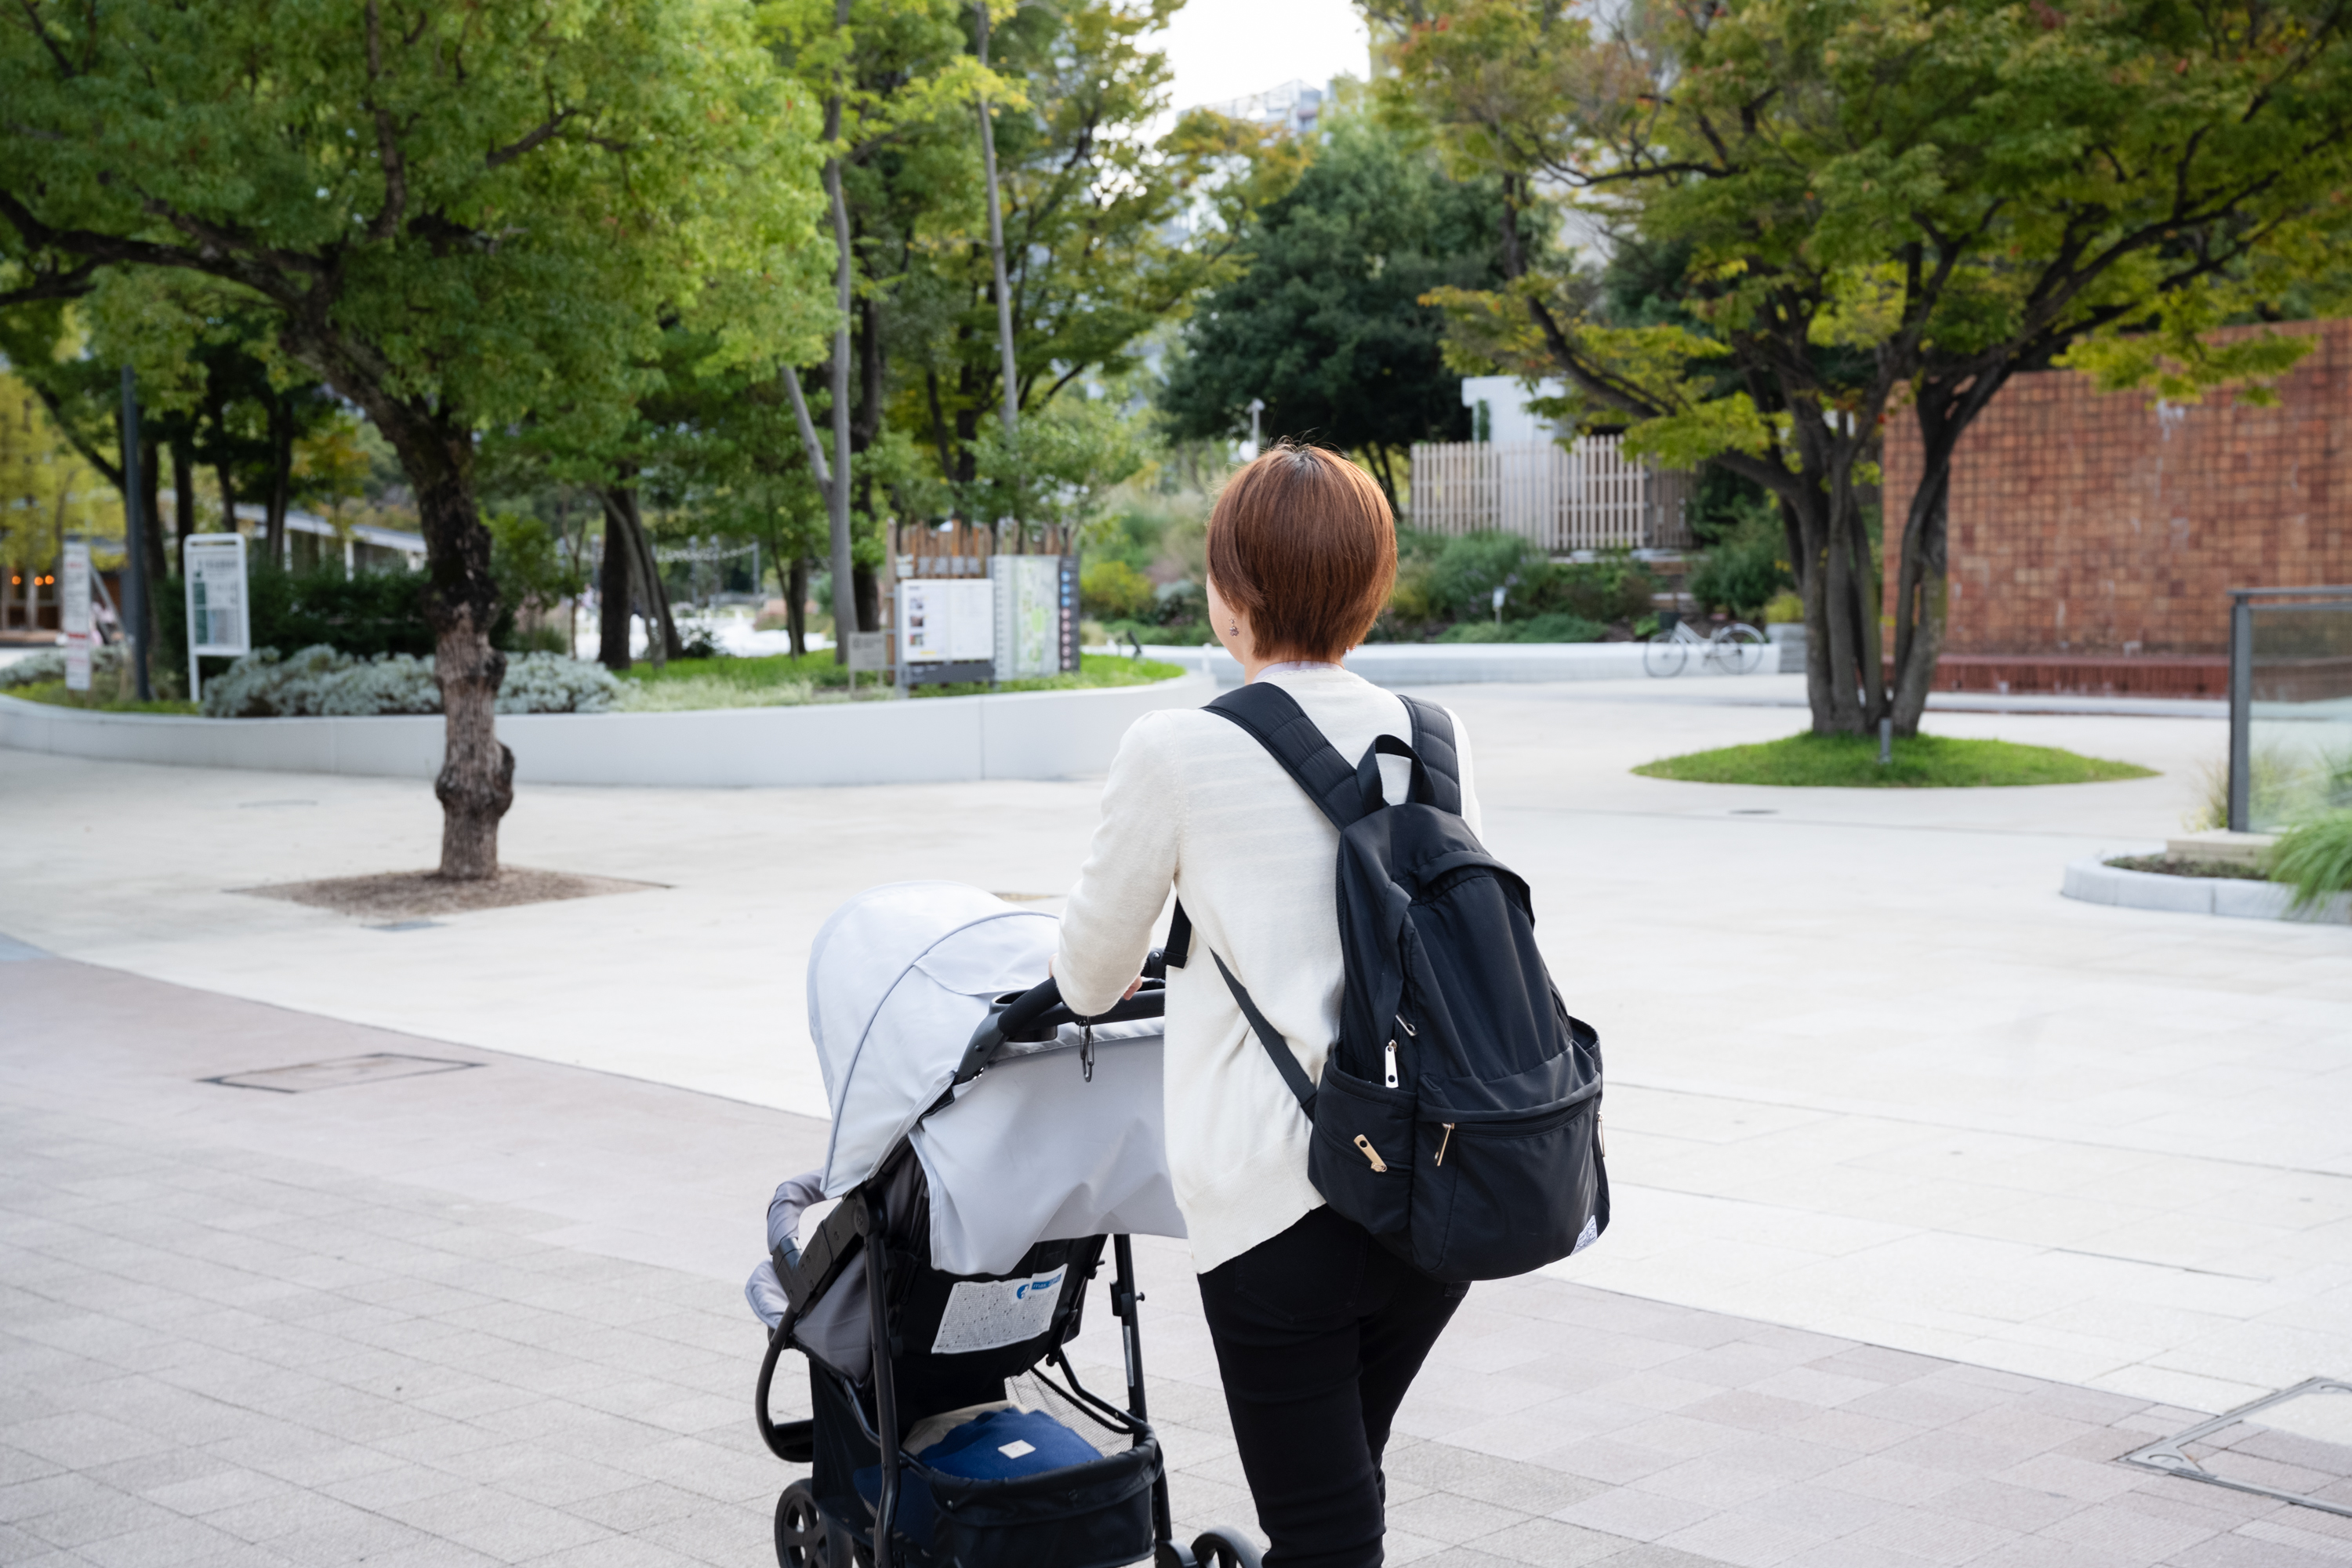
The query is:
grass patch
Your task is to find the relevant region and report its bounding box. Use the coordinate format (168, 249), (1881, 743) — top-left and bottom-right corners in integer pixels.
(5, 680), (201, 716)
(616, 652), (1182, 708)
(1634, 731), (2157, 787)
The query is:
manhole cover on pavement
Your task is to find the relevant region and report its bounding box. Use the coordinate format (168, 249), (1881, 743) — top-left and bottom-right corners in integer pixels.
(204, 1053), (482, 1094)
(2123, 1377), (2352, 1516)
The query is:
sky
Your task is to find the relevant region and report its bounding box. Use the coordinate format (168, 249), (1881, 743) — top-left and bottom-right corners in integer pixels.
(1152, 0), (1372, 114)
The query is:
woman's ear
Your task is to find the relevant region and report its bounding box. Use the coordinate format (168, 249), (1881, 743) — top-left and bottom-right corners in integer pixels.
(1206, 575), (1253, 660)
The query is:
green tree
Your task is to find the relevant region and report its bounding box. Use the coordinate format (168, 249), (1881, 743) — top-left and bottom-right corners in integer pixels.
(1160, 112), (1508, 505)
(2, 0), (829, 874)
(1380, 0), (2352, 734)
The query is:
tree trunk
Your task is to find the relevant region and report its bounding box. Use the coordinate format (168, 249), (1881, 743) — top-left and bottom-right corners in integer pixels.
(172, 441), (196, 549)
(820, 0), (858, 665)
(975, 0), (1021, 449)
(854, 562), (880, 635)
(139, 431), (166, 651)
(601, 485), (680, 666)
(358, 401), (510, 881)
(265, 393), (293, 568)
(787, 555), (809, 658)
(597, 501), (633, 671)
(215, 463), (237, 536)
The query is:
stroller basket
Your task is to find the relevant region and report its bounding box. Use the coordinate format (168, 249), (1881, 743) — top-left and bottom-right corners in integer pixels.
(753, 885), (1261, 1568)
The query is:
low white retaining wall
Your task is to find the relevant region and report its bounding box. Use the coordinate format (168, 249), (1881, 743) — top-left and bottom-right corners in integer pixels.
(1134, 641), (1784, 688)
(0, 674), (1212, 788)
(2061, 855), (2350, 924)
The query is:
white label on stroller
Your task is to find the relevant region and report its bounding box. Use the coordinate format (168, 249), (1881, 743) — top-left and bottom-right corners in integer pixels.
(998, 1440), (1036, 1459)
(931, 1269), (1067, 1355)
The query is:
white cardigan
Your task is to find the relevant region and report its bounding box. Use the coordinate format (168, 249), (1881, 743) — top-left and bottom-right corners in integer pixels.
(1053, 666), (1482, 1272)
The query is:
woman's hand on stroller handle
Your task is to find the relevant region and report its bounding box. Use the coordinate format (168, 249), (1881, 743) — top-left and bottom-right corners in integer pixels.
(952, 952), (1170, 1088)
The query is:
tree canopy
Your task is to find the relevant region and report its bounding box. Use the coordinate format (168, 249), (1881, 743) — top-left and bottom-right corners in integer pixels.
(2, 0), (832, 872)
(1378, 0), (2352, 731)
(1160, 112), (1508, 504)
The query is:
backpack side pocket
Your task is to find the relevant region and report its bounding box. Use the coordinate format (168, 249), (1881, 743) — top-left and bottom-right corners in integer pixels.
(1308, 1065), (1416, 1237)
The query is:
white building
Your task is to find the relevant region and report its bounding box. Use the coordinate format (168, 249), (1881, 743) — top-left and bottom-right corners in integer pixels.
(1458, 375), (1568, 444)
(1198, 78), (1327, 135)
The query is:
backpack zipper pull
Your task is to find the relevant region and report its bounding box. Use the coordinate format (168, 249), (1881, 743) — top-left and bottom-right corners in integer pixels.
(1435, 1123), (1455, 1166)
(1352, 1134), (1388, 1173)
(1395, 1013), (1417, 1036)
(1384, 1040), (1399, 1089)
(1080, 1020), (1094, 1083)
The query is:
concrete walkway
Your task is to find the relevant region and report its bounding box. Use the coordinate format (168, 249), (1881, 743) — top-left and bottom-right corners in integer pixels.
(4, 678), (2350, 1554)
(9, 952), (2351, 1567)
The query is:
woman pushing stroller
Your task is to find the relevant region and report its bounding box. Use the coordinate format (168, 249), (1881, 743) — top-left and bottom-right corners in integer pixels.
(1054, 445), (1489, 1568)
(754, 443), (1605, 1568)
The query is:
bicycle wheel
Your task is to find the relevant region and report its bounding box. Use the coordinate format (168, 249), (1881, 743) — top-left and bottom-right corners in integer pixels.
(1710, 622), (1767, 674)
(1643, 635), (1688, 677)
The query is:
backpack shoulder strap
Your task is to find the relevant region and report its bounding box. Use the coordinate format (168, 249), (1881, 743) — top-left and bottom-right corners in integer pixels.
(1202, 683), (1363, 832)
(1400, 696), (1463, 815)
(1210, 951), (1316, 1113)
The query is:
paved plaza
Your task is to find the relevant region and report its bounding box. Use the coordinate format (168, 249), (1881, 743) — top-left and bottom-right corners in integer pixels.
(5, 674), (2350, 1565)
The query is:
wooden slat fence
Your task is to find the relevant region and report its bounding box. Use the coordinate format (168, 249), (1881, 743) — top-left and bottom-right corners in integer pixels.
(1406, 437), (1695, 552)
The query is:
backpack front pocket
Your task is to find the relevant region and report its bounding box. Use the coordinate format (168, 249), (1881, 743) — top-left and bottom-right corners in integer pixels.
(1411, 1096), (1602, 1282)
(1308, 1065), (1415, 1237)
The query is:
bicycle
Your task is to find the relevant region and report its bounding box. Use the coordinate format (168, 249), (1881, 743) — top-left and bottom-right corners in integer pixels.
(1642, 614), (1768, 677)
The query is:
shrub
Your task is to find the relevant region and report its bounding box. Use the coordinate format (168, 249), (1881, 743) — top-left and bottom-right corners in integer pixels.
(2269, 811), (2352, 911)
(1763, 591), (1805, 625)
(1536, 550), (1662, 626)
(1686, 506), (1793, 622)
(1080, 559), (1156, 621)
(1, 646), (126, 689)
(1436, 612), (1606, 644)
(1428, 532), (1541, 619)
(201, 644), (619, 717)
(157, 563), (435, 686)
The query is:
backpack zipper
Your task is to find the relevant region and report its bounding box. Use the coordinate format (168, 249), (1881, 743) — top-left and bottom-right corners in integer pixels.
(1384, 1040), (1399, 1089)
(1435, 1123), (1455, 1166)
(1352, 1134), (1388, 1173)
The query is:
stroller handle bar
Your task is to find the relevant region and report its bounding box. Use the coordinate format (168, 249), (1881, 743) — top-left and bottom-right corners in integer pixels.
(952, 947), (1171, 1087)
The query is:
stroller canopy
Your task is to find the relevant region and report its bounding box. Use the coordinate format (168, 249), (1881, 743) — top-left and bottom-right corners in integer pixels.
(807, 882), (1184, 1276)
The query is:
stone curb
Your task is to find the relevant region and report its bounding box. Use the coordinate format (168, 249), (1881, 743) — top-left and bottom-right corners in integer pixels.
(0, 673), (1211, 789)
(2062, 855), (2351, 924)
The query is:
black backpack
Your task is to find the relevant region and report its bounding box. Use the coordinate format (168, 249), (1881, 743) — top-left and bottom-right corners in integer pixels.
(1164, 683), (1608, 1283)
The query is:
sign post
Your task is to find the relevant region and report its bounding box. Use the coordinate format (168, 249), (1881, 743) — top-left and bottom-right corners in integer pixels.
(183, 534), (251, 706)
(120, 366), (152, 700)
(845, 630), (893, 693)
(60, 538), (93, 692)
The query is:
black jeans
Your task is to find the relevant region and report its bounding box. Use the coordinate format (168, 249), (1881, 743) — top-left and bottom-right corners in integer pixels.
(1196, 1206), (1468, 1568)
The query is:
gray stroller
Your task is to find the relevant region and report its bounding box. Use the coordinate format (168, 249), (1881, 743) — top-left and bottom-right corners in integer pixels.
(747, 882), (1263, 1568)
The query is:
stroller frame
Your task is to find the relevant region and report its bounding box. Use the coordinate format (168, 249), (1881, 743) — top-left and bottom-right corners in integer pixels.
(754, 961), (1261, 1568)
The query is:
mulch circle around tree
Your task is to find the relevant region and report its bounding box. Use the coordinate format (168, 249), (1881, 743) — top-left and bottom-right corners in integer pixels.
(234, 868), (662, 922)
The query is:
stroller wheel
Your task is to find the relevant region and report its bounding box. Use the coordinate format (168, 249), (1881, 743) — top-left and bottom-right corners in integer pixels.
(775, 1480), (832, 1568)
(1189, 1528), (1265, 1568)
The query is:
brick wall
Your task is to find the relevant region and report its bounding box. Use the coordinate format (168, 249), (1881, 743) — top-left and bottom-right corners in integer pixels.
(1882, 318), (2351, 658)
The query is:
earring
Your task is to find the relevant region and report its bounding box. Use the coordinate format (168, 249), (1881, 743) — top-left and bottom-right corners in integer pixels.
(1228, 622), (1239, 637)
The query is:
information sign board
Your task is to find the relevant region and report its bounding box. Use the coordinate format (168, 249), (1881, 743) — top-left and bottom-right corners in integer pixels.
(991, 555), (1060, 680)
(60, 539), (93, 691)
(183, 533), (251, 704)
(898, 578), (996, 688)
(846, 631), (892, 672)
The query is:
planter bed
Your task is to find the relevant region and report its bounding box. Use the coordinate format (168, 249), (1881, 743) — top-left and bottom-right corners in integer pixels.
(2061, 853), (2350, 924)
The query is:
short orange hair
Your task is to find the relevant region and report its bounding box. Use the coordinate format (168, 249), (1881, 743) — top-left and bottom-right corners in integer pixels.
(1207, 444), (1396, 662)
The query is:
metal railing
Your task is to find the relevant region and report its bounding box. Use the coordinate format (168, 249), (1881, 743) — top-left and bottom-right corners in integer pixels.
(2228, 585), (2352, 833)
(1405, 436), (1696, 552)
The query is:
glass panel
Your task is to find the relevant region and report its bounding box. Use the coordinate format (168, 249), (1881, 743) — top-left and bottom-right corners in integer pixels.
(2247, 599), (2352, 832)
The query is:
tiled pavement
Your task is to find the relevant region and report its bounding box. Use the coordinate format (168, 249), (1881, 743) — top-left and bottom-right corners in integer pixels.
(5, 954), (2352, 1566)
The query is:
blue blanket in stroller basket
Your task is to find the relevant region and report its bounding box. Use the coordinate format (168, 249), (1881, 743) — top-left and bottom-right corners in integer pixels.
(853, 1407), (1102, 1552)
